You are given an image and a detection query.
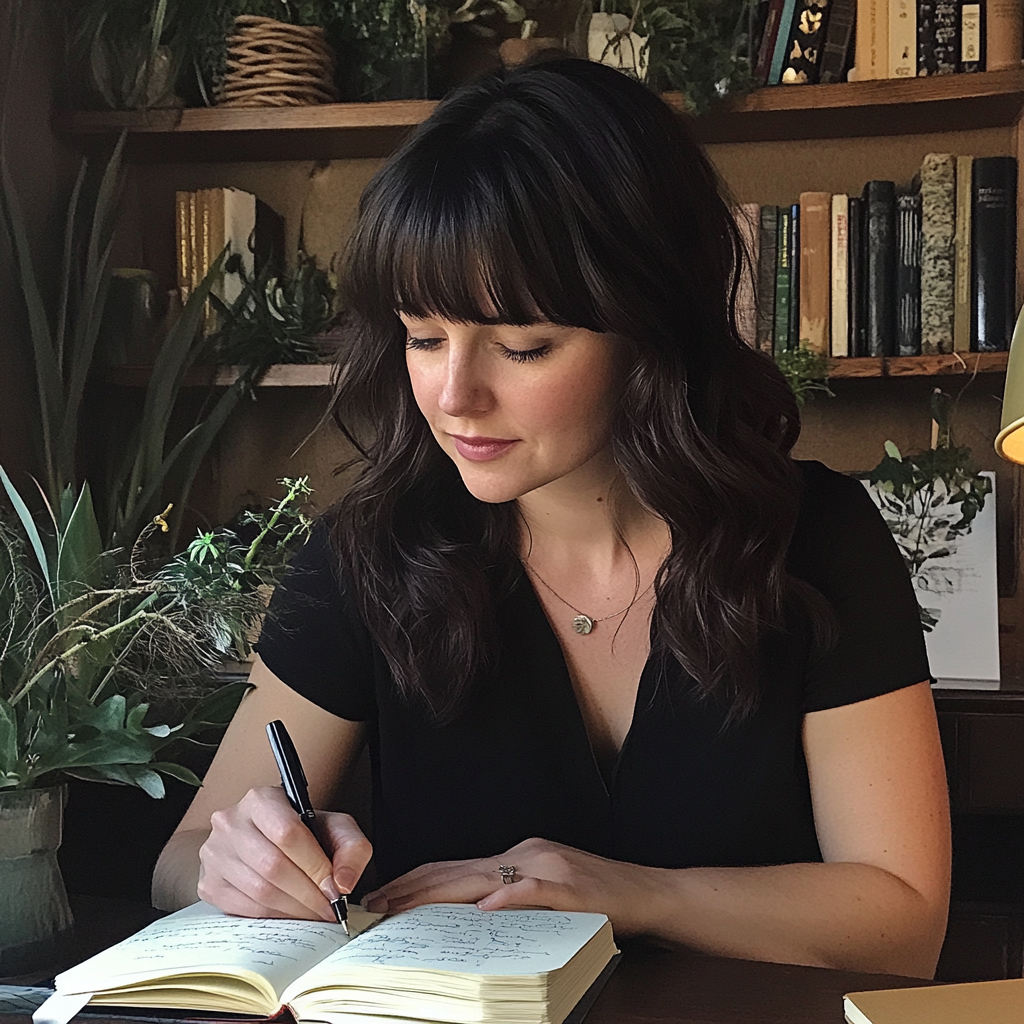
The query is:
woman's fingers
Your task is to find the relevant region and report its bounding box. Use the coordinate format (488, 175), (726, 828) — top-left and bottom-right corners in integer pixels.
(318, 812), (374, 895)
(477, 876), (579, 912)
(376, 871), (502, 914)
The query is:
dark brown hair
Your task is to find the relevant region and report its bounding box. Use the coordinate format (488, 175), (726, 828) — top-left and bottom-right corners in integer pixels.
(329, 57), (816, 722)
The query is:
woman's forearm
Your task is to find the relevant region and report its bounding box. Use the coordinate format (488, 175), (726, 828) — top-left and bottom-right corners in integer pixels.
(645, 860), (947, 979)
(152, 828), (209, 911)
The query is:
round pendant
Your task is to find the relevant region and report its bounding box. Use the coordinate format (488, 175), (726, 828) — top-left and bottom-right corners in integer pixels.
(572, 614), (595, 635)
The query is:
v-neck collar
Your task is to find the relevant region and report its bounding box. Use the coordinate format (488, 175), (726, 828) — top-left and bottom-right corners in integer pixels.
(509, 568), (659, 800)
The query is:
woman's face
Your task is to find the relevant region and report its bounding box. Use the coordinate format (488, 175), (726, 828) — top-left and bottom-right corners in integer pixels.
(400, 313), (624, 504)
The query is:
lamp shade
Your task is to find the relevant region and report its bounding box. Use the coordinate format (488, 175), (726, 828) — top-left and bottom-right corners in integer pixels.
(995, 303), (1024, 463)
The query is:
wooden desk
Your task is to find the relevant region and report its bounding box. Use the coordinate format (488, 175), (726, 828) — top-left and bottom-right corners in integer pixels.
(1, 898), (933, 1024)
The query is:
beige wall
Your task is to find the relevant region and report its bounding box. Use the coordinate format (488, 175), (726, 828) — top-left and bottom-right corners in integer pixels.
(0, 1), (78, 478)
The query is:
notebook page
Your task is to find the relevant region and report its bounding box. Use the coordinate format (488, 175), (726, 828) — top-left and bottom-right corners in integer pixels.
(55, 902), (357, 1000)
(288, 904), (608, 996)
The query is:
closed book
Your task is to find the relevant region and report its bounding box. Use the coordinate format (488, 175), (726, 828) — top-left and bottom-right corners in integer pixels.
(987, 0), (1023, 70)
(799, 191), (831, 353)
(749, 0), (772, 64)
(757, 205), (779, 354)
(174, 191), (193, 303)
(819, 0), (857, 81)
(960, 1), (984, 69)
(971, 156), (1018, 352)
(862, 180), (897, 357)
(844, 977), (1024, 1024)
(919, 153), (956, 355)
(774, 207), (793, 352)
(768, 0), (801, 83)
(852, 0), (888, 79)
(918, 0), (960, 75)
(848, 195), (866, 356)
(953, 154), (973, 352)
(755, 0), (788, 83)
(780, 0), (834, 83)
(889, 0), (917, 75)
(788, 202), (801, 350)
(831, 194), (850, 356)
(896, 191), (922, 356)
(736, 203), (760, 348)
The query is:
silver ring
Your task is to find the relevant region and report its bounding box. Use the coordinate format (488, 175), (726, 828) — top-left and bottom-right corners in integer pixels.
(498, 864), (517, 884)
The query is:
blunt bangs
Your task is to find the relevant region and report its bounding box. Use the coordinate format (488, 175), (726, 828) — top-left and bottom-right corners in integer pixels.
(346, 98), (608, 332)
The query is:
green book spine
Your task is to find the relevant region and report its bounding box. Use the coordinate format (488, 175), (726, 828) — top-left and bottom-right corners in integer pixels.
(774, 207), (792, 351)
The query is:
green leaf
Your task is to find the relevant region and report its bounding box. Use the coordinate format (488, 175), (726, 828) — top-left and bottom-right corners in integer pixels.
(884, 441), (902, 460)
(0, 699), (20, 779)
(150, 760), (202, 787)
(0, 464), (53, 596)
(56, 483), (104, 606)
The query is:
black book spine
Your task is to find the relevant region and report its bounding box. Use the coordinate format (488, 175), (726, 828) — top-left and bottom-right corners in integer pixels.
(788, 202), (800, 350)
(818, 0), (855, 82)
(896, 192), (923, 356)
(971, 156), (1018, 352)
(848, 196), (865, 357)
(749, 0), (772, 64)
(756, 205), (779, 355)
(780, 0), (833, 83)
(959, 1), (984, 71)
(918, 0), (961, 74)
(863, 180), (897, 358)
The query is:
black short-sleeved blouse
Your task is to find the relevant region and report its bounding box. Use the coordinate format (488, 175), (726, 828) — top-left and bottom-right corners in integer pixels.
(256, 460), (931, 887)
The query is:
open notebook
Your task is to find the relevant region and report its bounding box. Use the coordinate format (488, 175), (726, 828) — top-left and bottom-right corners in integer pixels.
(34, 902), (618, 1024)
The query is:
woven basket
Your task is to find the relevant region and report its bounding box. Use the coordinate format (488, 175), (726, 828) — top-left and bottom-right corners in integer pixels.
(216, 16), (336, 108)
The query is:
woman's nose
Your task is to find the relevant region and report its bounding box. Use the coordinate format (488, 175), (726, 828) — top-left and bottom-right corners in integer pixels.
(437, 350), (493, 417)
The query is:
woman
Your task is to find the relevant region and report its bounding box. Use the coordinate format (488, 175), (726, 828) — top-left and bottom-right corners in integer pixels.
(153, 56), (950, 979)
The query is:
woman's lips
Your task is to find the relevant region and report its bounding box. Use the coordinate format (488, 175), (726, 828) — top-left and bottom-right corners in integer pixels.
(450, 434), (520, 462)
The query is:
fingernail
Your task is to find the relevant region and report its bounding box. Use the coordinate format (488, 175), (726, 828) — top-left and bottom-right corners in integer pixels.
(334, 868), (358, 895)
(320, 877), (342, 901)
(477, 895), (498, 910)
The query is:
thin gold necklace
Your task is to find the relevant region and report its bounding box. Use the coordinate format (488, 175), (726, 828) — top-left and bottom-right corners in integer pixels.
(522, 561), (655, 635)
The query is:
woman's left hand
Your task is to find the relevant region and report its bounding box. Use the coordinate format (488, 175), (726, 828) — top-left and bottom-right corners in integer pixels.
(361, 838), (660, 936)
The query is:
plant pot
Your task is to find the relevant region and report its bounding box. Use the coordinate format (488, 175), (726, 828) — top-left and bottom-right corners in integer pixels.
(0, 785), (74, 979)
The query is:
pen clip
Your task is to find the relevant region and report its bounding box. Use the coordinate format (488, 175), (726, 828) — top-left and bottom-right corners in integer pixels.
(266, 719), (315, 822)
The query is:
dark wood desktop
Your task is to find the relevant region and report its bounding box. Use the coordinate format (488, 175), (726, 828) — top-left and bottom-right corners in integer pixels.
(0, 897), (935, 1024)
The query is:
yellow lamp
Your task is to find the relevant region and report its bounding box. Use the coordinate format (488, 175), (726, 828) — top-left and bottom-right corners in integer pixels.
(995, 303), (1024, 463)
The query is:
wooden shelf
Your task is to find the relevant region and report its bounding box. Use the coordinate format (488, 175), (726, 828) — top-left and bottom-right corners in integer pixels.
(102, 363), (334, 387)
(57, 70), (1024, 161)
(100, 353), (1007, 388)
(828, 352), (1009, 378)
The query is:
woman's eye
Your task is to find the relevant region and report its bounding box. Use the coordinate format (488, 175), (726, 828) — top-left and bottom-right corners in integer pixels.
(500, 345), (551, 363)
(406, 336), (444, 352)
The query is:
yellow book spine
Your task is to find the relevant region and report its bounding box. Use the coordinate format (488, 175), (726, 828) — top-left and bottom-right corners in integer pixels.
(175, 191), (193, 304)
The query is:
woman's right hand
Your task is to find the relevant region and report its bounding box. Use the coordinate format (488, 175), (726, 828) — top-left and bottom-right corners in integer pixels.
(196, 785), (373, 922)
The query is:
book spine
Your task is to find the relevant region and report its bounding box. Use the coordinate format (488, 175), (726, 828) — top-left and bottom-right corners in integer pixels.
(918, 0), (960, 73)
(799, 191), (831, 353)
(175, 191), (193, 304)
(896, 192), (922, 356)
(987, 0), (1023, 70)
(971, 156), (1018, 352)
(852, 0), (888, 79)
(890, 0), (917, 76)
(736, 203), (760, 348)
(960, 1), (984, 70)
(749, 0), (772, 65)
(819, 0), (857, 81)
(953, 154), (973, 353)
(863, 180), (897, 357)
(780, 0), (834, 83)
(831, 194), (850, 356)
(788, 202), (801, 350)
(755, 0), (788, 83)
(188, 191), (199, 295)
(774, 207), (792, 351)
(919, 153), (956, 355)
(197, 188), (216, 335)
(848, 196), (865, 356)
(769, 0), (801, 83)
(757, 206), (779, 354)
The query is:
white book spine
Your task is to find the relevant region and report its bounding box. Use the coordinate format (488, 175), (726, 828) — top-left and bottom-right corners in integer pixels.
(888, 0), (916, 77)
(830, 194), (849, 357)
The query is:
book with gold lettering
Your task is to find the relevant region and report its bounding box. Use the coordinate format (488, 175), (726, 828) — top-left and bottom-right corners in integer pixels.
(33, 902), (617, 1024)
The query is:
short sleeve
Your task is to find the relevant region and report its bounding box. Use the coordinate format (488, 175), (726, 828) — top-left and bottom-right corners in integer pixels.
(255, 520), (377, 721)
(790, 461), (932, 713)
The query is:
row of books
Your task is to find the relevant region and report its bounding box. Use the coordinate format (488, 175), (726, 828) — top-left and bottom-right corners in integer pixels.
(749, 0), (1023, 87)
(736, 154), (1018, 358)
(174, 186), (284, 332)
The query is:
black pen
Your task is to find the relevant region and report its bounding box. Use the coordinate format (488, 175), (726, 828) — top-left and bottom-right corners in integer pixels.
(266, 719), (350, 934)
